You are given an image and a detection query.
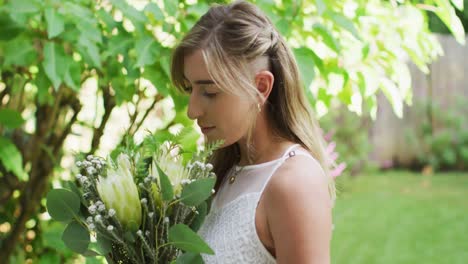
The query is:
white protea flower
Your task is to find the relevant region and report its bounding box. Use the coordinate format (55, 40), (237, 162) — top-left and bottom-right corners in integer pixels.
(96, 154), (142, 231)
(150, 144), (191, 198)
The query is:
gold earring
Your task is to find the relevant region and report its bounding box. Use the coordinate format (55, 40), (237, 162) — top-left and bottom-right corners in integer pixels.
(257, 103), (261, 112)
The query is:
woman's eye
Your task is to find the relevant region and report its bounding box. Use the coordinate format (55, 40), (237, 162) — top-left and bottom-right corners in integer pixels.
(203, 92), (218, 98)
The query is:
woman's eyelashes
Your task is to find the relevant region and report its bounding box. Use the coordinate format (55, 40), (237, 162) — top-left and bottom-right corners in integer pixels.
(184, 85), (218, 98)
(202, 91), (218, 98)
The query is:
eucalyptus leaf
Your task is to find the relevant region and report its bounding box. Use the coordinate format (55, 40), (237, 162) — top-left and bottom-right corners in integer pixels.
(46, 189), (81, 222)
(189, 202), (207, 232)
(96, 232), (113, 255)
(180, 178), (215, 207)
(62, 221), (90, 253)
(176, 252), (204, 264)
(168, 224), (214, 254)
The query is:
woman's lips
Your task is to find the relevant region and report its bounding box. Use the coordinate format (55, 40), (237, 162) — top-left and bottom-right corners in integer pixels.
(200, 126), (215, 134)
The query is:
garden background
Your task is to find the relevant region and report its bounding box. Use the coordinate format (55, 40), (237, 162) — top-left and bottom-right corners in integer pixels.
(0, 0), (466, 263)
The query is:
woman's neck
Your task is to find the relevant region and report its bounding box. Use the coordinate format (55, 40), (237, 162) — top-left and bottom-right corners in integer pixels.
(236, 116), (293, 166)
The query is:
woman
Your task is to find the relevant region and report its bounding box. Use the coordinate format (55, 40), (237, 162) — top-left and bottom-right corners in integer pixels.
(171, 1), (336, 263)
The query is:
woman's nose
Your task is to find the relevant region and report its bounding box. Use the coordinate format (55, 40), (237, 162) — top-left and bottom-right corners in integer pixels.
(187, 94), (203, 120)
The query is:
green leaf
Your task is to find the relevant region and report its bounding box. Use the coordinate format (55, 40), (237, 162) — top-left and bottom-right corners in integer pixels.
(3, 35), (37, 67)
(145, 2), (165, 21)
(459, 146), (468, 162)
(96, 233), (112, 255)
(434, 0), (466, 45)
(0, 136), (28, 181)
(189, 202), (207, 232)
(110, 0), (147, 24)
(326, 11), (360, 40)
(35, 70), (54, 106)
(312, 24), (340, 53)
(78, 35), (102, 69)
(176, 127), (200, 154)
(180, 178), (216, 207)
(142, 64), (170, 96)
(97, 9), (117, 30)
(176, 252), (204, 264)
(76, 19), (103, 44)
(315, 0), (327, 15)
(37, 252), (61, 264)
(164, 0), (179, 16)
(275, 18), (290, 37)
(451, 0), (464, 10)
(442, 148), (457, 165)
(62, 221), (90, 253)
(42, 221), (67, 252)
(0, 109), (25, 129)
(380, 78), (403, 118)
(135, 35), (160, 68)
(103, 33), (133, 59)
(64, 58), (82, 91)
(111, 77), (135, 105)
(317, 87), (332, 108)
(82, 249), (100, 257)
(155, 162), (174, 201)
(45, 7), (65, 38)
(46, 189), (81, 222)
(42, 42), (67, 90)
(293, 48), (317, 89)
(5, 0), (40, 14)
(168, 224), (214, 254)
(0, 14), (23, 41)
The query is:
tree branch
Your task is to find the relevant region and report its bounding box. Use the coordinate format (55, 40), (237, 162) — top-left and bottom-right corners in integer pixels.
(88, 85), (116, 155)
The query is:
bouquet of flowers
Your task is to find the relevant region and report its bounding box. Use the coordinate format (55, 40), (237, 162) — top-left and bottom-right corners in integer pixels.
(47, 132), (221, 263)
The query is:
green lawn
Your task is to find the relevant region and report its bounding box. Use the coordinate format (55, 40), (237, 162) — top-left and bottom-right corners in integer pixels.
(331, 171), (468, 264)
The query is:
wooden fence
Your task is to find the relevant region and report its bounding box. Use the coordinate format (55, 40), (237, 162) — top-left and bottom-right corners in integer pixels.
(369, 34), (468, 167)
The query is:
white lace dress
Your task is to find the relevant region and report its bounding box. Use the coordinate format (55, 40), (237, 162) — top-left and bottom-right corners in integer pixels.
(198, 144), (327, 263)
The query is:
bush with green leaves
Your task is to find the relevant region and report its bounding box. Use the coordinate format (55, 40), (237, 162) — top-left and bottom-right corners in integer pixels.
(405, 98), (468, 171)
(0, 0), (464, 262)
(320, 103), (375, 176)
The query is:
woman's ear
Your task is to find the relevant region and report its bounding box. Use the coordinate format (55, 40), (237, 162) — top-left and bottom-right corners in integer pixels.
(255, 70), (274, 103)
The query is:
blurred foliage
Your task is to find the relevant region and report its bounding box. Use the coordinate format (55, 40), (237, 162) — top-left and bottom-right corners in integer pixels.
(429, 0), (468, 33)
(0, 0), (465, 262)
(405, 98), (468, 171)
(320, 103), (376, 176)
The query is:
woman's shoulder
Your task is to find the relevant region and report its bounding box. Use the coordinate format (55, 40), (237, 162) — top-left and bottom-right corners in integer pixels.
(261, 146), (333, 261)
(263, 146), (331, 208)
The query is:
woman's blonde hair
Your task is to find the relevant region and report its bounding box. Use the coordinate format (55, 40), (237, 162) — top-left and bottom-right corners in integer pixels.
(171, 0), (336, 204)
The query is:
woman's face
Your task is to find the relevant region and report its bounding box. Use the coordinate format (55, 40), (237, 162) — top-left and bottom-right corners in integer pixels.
(183, 49), (253, 147)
